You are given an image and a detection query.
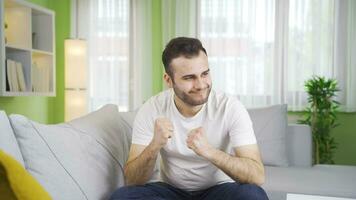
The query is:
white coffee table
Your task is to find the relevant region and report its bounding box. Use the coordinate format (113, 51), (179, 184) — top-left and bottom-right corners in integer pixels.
(287, 193), (356, 200)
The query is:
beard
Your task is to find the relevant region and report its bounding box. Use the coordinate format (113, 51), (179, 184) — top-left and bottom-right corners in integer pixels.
(173, 84), (212, 106)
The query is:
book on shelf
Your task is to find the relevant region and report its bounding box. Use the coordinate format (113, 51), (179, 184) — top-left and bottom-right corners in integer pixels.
(5, 63), (10, 91)
(16, 62), (27, 91)
(31, 63), (38, 92)
(5, 59), (27, 92)
(6, 59), (13, 91)
(10, 60), (19, 92)
(6, 59), (19, 92)
(32, 62), (50, 93)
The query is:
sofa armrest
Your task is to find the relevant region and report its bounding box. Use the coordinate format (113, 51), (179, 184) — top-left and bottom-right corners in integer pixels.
(287, 124), (312, 167)
(0, 111), (25, 166)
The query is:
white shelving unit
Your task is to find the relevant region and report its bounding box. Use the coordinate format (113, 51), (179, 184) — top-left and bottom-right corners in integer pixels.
(0, 0), (55, 96)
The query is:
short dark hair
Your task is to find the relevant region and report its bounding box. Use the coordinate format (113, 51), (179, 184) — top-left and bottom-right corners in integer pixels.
(162, 37), (207, 77)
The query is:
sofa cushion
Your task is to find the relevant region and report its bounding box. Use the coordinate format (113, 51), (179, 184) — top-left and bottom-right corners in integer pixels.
(9, 104), (129, 200)
(263, 165), (356, 198)
(0, 111), (24, 166)
(286, 124), (312, 167)
(247, 104), (289, 166)
(0, 150), (51, 200)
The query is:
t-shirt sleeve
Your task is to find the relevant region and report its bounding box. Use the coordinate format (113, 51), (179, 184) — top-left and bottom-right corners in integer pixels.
(228, 100), (257, 147)
(131, 102), (155, 146)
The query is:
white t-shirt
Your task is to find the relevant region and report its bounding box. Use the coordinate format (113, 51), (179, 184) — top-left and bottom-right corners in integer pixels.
(132, 89), (256, 191)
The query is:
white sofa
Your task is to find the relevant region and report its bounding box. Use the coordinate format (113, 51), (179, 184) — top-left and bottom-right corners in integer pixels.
(1, 104), (355, 200)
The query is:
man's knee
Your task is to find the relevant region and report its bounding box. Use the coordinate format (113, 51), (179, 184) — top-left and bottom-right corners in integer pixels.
(236, 184), (269, 200)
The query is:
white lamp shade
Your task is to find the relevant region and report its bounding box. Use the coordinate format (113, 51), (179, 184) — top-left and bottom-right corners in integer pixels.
(65, 39), (87, 121)
(65, 39), (87, 88)
(65, 90), (87, 121)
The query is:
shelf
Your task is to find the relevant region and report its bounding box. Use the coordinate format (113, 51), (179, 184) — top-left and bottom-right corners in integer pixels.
(1, 0), (55, 96)
(32, 49), (53, 56)
(2, 91), (54, 97)
(5, 44), (31, 52)
(6, 45), (54, 56)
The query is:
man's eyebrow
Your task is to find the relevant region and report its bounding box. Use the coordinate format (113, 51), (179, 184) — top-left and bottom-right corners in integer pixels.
(202, 69), (210, 74)
(181, 68), (210, 79)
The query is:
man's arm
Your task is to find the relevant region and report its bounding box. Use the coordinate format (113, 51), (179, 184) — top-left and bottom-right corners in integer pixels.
(124, 117), (174, 186)
(124, 143), (160, 185)
(186, 128), (265, 185)
(206, 144), (265, 185)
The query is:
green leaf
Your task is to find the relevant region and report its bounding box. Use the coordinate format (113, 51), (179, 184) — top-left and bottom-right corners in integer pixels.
(302, 76), (340, 165)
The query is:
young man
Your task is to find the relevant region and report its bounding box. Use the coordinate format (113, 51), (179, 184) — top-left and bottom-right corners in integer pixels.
(110, 37), (269, 200)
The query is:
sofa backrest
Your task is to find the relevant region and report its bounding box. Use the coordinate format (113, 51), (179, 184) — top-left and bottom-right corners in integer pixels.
(119, 109), (313, 168)
(286, 124), (312, 167)
(0, 111), (25, 166)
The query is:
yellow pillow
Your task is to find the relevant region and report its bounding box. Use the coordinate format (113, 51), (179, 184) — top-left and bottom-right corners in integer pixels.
(0, 150), (52, 200)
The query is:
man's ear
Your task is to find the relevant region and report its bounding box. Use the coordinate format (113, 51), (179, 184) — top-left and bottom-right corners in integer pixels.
(163, 73), (173, 88)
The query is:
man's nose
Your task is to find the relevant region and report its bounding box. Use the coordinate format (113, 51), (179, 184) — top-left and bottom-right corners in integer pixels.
(194, 77), (205, 90)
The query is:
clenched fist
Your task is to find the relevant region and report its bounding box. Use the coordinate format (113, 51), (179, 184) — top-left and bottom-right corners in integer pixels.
(186, 127), (214, 158)
(150, 117), (174, 149)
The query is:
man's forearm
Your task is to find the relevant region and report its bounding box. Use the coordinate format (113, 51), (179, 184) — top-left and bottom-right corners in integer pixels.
(206, 148), (265, 185)
(124, 143), (160, 185)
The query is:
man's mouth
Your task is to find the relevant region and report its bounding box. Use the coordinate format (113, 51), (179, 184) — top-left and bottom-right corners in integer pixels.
(190, 88), (207, 95)
(190, 89), (206, 94)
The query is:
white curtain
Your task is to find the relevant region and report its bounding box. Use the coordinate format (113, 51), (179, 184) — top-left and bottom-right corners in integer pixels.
(76, 0), (356, 112)
(196, 0), (356, 111)
(200, 0), (277, 108)
(338, 0), (356, 112)
(161, 0), (198, 89)
(346, 0), (356, 112)
(161, 0), (198, 47)
(284, 0), (335, 110)
(77, 0), (153, 112)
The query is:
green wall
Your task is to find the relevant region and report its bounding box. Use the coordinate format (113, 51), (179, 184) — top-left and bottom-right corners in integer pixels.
(51, 0), (69, 123)
(332, 113), (356, 165)
(0, 0), (70, 124)
(289, 112), (356, 166)
(152, 0), (163, 94)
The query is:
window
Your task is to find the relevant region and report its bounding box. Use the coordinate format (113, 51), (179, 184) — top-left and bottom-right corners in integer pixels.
(200, 0), (275, 106)
(88, 0), (130, 111)
(199, 0), (350, 111)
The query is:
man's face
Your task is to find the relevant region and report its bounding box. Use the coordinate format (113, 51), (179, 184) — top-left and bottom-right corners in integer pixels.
(167, 51), (212, 106)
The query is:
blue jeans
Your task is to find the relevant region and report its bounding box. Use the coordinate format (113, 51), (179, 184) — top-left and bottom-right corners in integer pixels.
(109, 182), (269, 200)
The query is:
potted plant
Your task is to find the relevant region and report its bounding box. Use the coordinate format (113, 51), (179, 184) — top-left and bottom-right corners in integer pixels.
(298, 76), (340, 164)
